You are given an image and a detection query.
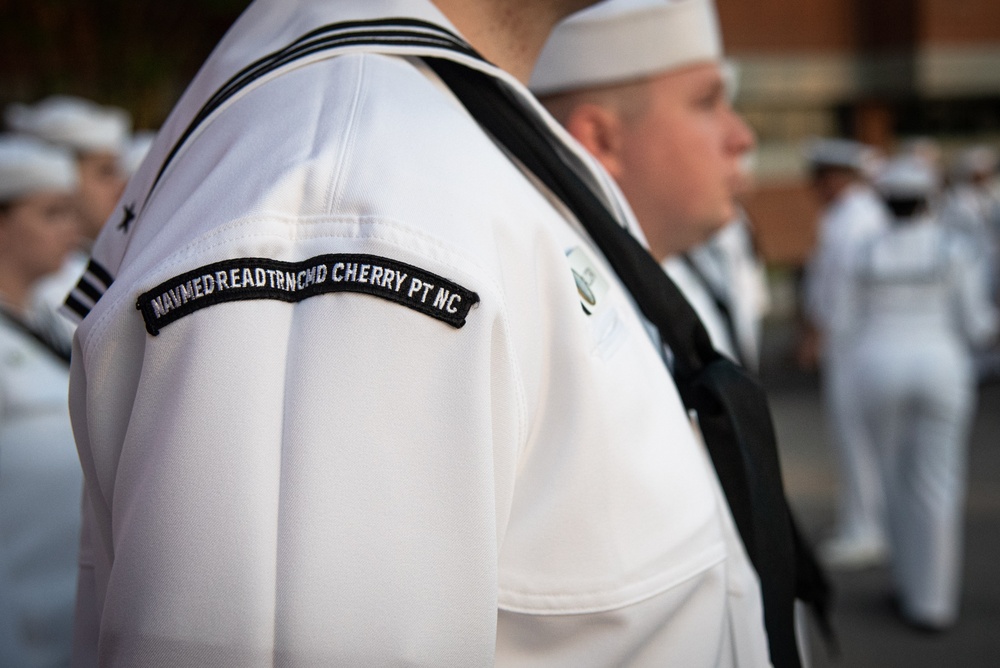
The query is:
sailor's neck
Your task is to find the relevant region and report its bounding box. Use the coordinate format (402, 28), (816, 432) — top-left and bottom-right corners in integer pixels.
(432, 0), (591, 84)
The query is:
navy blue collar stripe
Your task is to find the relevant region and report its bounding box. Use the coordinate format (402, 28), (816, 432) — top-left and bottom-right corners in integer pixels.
(75, 277), (104, 303)
(203, 19), (474, 115)
(85, 258), (114, 290)
(64, 293), (92, 319)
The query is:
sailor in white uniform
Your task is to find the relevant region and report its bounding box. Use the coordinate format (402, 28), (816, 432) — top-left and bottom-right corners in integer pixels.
(940, 146), (1000, 288)
(64, 0), (772, 665)
(940, 146), (1000, 381)
(532, 5), (820, 664)
(530, 0), (758, 368)
(6, 96), (130, 246)
(802, 138), (892, 569)
(672, 214), (770, 372)
(6, 96), (131, 341)
(840, 157), (998, 631)
(0, 135), (82, 667)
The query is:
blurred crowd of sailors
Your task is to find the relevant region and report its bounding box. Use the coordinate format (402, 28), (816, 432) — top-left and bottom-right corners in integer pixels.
(801, 135), (1000, 632)
(0, 95), (151, 666)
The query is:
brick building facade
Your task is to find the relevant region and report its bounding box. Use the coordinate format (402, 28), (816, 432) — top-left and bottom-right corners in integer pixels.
(716, 0), (1000, 265)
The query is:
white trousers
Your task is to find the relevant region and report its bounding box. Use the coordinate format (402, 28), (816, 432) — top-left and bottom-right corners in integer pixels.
(824, 342), (886, 544)
(854, 337), (974, 624)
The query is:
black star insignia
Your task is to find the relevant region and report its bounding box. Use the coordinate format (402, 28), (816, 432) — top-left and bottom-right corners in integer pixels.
(117, 203), (136, 233)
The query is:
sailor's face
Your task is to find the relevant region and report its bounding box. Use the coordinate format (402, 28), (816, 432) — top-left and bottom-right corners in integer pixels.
(615, 62), (755, 259)
(76, 150), (126, 241)
(0, 190), (80, 281)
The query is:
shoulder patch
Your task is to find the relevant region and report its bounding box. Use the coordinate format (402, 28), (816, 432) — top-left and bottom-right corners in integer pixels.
(136, 254), (479, 335)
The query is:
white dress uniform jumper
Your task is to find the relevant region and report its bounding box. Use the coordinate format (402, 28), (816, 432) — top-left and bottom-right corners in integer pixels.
(63, 1), (787, 665)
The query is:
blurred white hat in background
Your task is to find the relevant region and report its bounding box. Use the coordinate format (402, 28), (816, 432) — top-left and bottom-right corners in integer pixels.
(0, 133), (79, 202)
(5, 95), (131, 155)
(803, 137), (882, 177)
(874, 155), (939, 200)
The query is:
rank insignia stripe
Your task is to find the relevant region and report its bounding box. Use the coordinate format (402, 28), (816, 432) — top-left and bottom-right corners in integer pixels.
(135, 253), (480, 335)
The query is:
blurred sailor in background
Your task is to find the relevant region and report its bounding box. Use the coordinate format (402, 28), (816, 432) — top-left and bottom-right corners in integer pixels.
(941, 145), (1000, 291)
(680, 208), (770, 372)
(939, 145), (1000, 381)
(801, 137), (891, 569)
(841, 156), (998, 631)
(531, 0), (759, 368)
(0, 134), (82, 667)
(6, 96), (130, 246)
(5, 96), (130, 337)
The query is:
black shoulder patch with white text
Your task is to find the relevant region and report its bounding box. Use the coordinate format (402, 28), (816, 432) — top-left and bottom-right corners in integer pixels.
(136, 254), (480, 335)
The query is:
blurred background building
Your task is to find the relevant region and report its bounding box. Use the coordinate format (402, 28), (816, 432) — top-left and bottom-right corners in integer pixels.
(0, 1), (243, 129)
(6, 0), (997, 280)
(716, 0), (1000, 274)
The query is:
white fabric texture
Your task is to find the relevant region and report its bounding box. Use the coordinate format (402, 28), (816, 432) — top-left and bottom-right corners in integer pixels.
(0, 312), (81, 667)
(841, 216), (997, 625)
(68, 0), (769, 666)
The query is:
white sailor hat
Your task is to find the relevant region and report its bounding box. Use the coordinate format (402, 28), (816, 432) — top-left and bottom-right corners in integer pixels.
(873, 156), (938, 200)
(803, 137), (879, 173)
(5, 95), (131, 155)
(530, 0), (723, 95)
(0, 133), (79, 203)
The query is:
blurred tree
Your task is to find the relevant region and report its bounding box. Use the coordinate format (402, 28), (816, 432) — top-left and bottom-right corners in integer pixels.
(0, 0), (249, 128)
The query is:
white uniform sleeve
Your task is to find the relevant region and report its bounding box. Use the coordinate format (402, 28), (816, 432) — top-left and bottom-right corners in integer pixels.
(825, 235), (869, 342)
(948, 236), (999, 348)
(804, 217), (850, 333)
(801, 237), (832, 331)
(72, 243), (522, 666)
